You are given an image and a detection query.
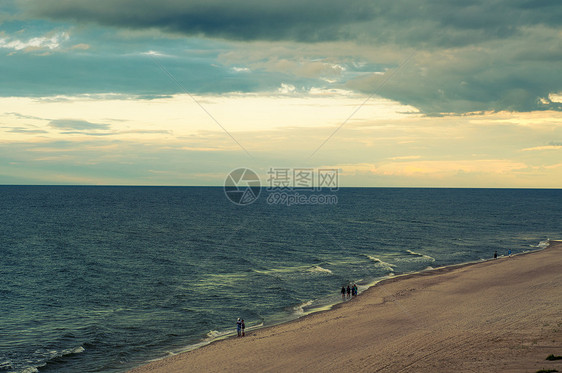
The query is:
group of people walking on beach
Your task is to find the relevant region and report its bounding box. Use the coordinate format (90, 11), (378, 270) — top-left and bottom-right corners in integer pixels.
(341, 284), (358, 300)
(236, 318), (245, 337)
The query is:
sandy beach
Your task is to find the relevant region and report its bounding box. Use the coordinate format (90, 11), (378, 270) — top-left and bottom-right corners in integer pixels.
(130, 241), (562, 373)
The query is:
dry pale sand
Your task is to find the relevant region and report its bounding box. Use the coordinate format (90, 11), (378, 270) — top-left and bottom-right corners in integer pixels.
(130, 241), (562, 373)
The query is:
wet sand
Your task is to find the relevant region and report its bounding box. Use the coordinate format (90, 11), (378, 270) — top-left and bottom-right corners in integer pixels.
(130, 241), (562, 372)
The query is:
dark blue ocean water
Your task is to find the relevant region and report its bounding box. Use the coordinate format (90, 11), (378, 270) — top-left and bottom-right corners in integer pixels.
(0, 186), (560, 372)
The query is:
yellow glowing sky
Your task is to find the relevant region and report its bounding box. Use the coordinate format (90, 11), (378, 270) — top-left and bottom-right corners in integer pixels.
(2, 93), (561, 187)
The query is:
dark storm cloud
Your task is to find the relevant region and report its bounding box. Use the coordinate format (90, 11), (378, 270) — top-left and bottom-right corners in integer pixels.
(19, 0), (374, 42)
(18, 0), (561, 45)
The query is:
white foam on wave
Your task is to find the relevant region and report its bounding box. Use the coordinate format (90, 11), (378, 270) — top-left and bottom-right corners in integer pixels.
(195, 273), (248, 287)
(44, 346), (85, 361)
(69, 346), (85, 354)
(254, 265), (307, 275)
(0, 361), (12, 369)
(293, 300), (314, 315)
(205, 329), (230, 340)
(528, 239), (550, 249)
(206, 330), (221, 339)
(307, 265), (333, 274)
(255, 264), (334, 276)
(537, 239), (550, 248)
(406, 249), (436, 262)
(20, 346), (86, 373)
(21, 368), (39, 373)
(363, 254), (396, 272)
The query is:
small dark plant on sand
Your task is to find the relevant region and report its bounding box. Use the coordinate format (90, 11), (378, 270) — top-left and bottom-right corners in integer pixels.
(546, 354), (562, 361)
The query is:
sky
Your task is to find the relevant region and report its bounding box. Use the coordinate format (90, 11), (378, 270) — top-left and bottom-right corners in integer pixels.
(1, 0), (561, 187)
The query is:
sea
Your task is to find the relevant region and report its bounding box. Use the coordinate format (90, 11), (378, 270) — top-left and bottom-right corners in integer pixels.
(1, 186), (560, 372)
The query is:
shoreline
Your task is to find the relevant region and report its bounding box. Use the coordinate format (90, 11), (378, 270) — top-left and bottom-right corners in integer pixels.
(129, 240), (561, 372)
(131, 247), (529, 364)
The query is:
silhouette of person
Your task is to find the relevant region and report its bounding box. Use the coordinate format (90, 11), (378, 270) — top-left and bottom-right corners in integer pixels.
(236, 318), (242, 337)
(494, 251), (498, 259)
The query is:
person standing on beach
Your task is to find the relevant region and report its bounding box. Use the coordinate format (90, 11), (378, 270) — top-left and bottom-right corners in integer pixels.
(241, 319), (245, 337)
(341, 286), (346, 300)
(494, 251), (498, 259)
(508, 249), (512, 257)
(346, 285), (351, 299)
(352, 284), (358, 297)
(236, 318), (242, 337)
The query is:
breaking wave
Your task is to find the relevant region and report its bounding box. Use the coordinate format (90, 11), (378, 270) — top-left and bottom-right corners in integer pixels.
(406, 249), (436, 262)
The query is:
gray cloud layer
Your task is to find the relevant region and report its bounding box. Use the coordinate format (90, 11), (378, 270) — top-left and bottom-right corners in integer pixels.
(19, 0), (561, 45)
(15, 0), (562, 114)
(50, 119), (110, 130)
(20, 0), (373, 42)
(346, 35), (562, 114)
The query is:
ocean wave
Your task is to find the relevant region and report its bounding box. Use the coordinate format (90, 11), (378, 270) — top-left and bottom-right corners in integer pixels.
(535, 239), (550, 248)
(307, 266), (333, 274)
(205, 329), (231, 340)
(405, 249), (436, 262)
(18, 346), (86, 373)
(255, 264), (333, 276)
(253, 265), (306, 275)
(293, 300), (314, 315)
(194, 273), (248, 287)
(0, 361), (13, 372)
(44, 346), (85, 361)
(20, 368), (38, 373)
(362, 254), (396, 272)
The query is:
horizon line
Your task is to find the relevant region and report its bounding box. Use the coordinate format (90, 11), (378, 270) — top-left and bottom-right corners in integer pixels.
(0, 184), (560, 190)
